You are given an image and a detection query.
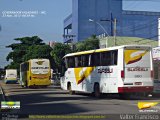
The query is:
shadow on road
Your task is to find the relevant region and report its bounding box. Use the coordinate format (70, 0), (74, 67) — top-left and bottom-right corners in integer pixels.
(6, 91), (94, 115)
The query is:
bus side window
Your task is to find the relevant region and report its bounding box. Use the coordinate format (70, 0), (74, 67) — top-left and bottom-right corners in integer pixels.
(111, 50), (118, 65)
(113, 50), (118, 65)
(101, 51), (111, 66)
(82, 55), (89, 67)
(75, 56), (82, 67)
(64, 58), (68, 69)
(75, 57), (78, 67)
(78, 56), (82, 67)
(68, 57), (75, 68)
(91, 53), (100, 66)
(21, 62), (29, 71)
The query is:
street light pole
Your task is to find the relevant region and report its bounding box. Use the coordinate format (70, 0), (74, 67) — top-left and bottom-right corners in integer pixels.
(89, 19), (110, 48)
(89, 19), (109, 36)
(100, 17), (117, 46)
(113, 18), (117, 46)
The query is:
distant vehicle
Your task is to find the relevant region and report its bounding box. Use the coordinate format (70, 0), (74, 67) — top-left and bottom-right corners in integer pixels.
(5, 69), (17, 84)
(50, 69), (54, 85)
(152, 47), (160, 93)
(0, 75), (4, 79)
(61, 45), (154, 98)
(20, 59), (51, 88)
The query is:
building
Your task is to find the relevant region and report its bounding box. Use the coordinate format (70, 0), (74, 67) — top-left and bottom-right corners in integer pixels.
(49, 41), (57, 48)
(63, 0), (160, 43)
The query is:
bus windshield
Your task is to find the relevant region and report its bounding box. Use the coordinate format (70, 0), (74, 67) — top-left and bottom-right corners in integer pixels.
(124, 48), (151, 78)
(31, 59), (50, 74)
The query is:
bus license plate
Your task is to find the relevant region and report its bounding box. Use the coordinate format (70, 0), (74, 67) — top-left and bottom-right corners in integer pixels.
(135, 82), (142, 85)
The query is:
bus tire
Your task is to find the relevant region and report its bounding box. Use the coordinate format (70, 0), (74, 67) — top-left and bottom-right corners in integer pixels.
(67, 83), (75, 95)
(94, 83), (101, 98)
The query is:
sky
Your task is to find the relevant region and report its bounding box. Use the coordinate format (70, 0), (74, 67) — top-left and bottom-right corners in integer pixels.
(0, 0), (160, 68)
(0, 0), (72, 67)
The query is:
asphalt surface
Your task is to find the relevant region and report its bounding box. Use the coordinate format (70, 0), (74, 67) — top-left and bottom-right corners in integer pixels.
(0, 80), (160, 120)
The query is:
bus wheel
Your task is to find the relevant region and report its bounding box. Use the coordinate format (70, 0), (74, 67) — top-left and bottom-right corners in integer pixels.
(94, 83), (101, 98)
(68, 83), (75, 95)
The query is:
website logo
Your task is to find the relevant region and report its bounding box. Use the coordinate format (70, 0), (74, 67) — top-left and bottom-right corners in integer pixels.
(1, 101), (20, 109)
(138, 102), (159, 113)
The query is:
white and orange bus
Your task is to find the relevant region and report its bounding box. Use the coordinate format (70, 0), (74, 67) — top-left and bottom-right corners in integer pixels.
(61, 45), (154, 98)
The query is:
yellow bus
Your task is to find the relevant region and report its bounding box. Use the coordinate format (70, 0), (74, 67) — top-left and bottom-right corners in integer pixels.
(20, 59), (51, 87)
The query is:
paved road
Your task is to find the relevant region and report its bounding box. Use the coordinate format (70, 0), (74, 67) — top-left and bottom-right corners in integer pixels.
(0, 80), (160, 120)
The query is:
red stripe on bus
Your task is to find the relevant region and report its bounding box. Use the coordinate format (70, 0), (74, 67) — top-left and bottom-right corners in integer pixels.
(118, 86), (153, 93)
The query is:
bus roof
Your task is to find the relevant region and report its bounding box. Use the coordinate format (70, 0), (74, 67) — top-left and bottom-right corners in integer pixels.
(28, 59), (49, 61)
(64, 45), (151, 57)
(20, 59), (49, 65)
(6, 69), (17, 71)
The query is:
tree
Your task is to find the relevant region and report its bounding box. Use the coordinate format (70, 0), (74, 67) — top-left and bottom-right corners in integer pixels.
(50, 43), (72, 75)
(6, 36), (45, 62)
(75, 35), (99, 52)
(6, 36), (52, 71)
(23, 45), (54, 69)
(23, 45), (52, 61)
(0, 68), (5, 80)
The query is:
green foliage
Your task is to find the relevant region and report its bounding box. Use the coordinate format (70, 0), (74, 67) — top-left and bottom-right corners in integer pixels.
(75, 35), (99, 51)
(0, 68), (5, 79)
(6, 36), (45, 63)
(6, 36), (52, 71)
(14, 36), (44, 46)
(50, 35), (99, 76)
(50, 43), (72, 74)
(5, 62), (19, 69)
(23, 45), (52, 61)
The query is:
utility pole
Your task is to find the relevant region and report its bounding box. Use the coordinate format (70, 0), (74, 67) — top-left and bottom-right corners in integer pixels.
(158, 18), (160, 46)
(89, 19), (110, 48)
(110, 12), (113, 36)
(114, 18), (117, 46)
(100, 17), (117, 46)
